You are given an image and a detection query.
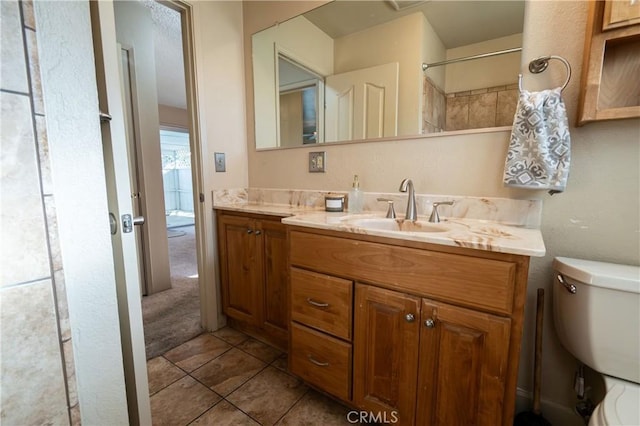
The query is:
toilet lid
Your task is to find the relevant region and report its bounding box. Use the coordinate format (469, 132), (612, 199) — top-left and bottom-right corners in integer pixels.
(601, 382), (640, 425)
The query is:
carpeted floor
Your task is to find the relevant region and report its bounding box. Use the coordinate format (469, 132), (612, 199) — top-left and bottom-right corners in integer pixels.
(142, 225), (202, 359)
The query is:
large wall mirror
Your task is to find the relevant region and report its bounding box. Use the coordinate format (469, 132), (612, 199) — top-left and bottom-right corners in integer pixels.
(253, 0), (525, 150)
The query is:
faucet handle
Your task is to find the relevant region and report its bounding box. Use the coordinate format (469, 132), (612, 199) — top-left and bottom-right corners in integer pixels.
(377, 198), (396, 218)
(429, 201), (454, 223)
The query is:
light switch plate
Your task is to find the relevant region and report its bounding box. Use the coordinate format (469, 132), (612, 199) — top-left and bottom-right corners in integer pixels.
(214, 152), (226, 172)
(309, 151), (326, 173)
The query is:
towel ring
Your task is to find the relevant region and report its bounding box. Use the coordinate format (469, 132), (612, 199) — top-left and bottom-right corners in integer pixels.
(518, 55), (572, 93)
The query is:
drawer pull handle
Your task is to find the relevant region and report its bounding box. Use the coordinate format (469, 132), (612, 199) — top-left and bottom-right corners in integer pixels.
(405, 313), (416, 322)
(424, 318), (435, 328)
(246, 229), (253, 234)
(308, 355), (329, 367)
(306, 298), (329, 308)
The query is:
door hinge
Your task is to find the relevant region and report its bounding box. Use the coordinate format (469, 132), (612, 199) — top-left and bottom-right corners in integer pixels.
(199, 193), (205, 203)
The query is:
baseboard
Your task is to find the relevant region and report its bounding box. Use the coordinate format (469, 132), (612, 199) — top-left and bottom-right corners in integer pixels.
(515, 388), (585, 426)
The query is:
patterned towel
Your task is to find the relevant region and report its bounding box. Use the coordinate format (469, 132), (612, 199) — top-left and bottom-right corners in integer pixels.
(503, 87), (571, 193)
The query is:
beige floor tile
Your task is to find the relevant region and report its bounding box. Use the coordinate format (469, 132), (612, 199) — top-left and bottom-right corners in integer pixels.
(150, 376), (220, 426)
(191, 348), (266, 396)
(237, 337), (282, 363)
(190, 400), (259, 425)
(212, 327), (250, 346)
(164, 334), (231, 372)
(271, 353), (288, 372)
(277, 390), (352, 425)
(227, 367), (307, 426)
(147, 356), (186, 395)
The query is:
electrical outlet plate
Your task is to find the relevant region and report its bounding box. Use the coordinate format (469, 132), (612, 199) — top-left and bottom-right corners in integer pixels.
(309, 151), (326, 173)
(214, 152), (226, 172)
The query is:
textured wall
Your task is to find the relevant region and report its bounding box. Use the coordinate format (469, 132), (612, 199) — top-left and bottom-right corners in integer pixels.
(0, 1), (77, 423)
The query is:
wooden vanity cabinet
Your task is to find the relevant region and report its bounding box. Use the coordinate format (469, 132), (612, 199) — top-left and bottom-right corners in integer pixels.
(287, 227), (530, 426)
(216, 210), (288, 349)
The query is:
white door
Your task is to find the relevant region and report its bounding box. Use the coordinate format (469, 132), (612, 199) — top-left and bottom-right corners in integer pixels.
(325, 62), (399, 142)
(120, 46), (148, 296)
(90, 1), (151, 424)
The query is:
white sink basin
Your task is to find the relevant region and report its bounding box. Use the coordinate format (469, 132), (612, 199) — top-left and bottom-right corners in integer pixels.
(347, 218), (449, 233)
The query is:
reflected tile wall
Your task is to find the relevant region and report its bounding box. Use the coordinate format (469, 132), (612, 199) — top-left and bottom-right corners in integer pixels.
(0, 1), (76, 424)
(422, 77), (519, 132)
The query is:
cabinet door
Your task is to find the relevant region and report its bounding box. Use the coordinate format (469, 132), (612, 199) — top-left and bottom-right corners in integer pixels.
(259, 219), (289, 341)
(353, 284), (420, 425)
(417, 299), (511, 426)
(218, 215), (260, 324)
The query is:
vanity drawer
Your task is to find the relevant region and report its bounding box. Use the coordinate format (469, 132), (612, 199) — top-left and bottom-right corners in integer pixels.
(291, 268), (353, 340)
(290, 323), (352, 402)
(290, 231), (516, 315)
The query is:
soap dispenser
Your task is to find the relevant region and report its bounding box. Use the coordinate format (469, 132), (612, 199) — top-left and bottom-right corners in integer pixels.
(348, 175), (364, 213)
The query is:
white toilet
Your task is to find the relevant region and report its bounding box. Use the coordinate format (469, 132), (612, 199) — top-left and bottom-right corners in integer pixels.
(552, 257), (640, 425)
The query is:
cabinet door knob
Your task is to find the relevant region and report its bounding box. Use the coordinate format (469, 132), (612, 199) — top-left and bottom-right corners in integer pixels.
(254, 230), (262, 235)
(424, 318), (435, 328)
(247, 229), (253, 234)
(405, 313), (415, 322)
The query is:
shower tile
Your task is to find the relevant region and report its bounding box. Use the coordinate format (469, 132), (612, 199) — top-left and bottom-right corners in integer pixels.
(469, 92), (497, 129)
(445, 96), (469, 131)
(497, 89), (519, 127)
(1, 92), (50, 287)
(0, 280), (69, 425)
(0, 0), (29, 93)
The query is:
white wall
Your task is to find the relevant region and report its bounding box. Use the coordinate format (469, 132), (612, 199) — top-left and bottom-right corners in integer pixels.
(244, 1), (640, 423)
(444, 33), (523, 93)
(334, 12), (429, 136)
(114, 0), (172, 294)
(253, 15), (333, 149)
(190, 0), (247, 327)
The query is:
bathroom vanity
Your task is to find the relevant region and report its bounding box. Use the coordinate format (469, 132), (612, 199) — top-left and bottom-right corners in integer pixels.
(214, 190), (545, 426)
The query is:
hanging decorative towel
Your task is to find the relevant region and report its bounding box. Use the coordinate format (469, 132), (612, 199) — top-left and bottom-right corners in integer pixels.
(503, 87), (571, 193)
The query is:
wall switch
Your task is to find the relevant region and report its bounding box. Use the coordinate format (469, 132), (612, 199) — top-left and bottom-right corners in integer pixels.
(309, 151), (326, 173)
(214, 152), (226, 172)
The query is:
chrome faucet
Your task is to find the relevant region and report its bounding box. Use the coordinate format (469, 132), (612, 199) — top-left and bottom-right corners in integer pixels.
(429, 201), (454, 223)
(398, 178), (417, 221)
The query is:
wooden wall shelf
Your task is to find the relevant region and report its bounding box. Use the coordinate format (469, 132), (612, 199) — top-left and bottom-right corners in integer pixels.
(578, 0), (640, 126)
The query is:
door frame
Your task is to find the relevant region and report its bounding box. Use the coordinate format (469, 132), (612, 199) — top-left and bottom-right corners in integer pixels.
(160, 0), (217, 331)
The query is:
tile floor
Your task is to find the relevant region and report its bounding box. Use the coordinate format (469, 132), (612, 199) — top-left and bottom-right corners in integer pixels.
(147, 327), (357, 425)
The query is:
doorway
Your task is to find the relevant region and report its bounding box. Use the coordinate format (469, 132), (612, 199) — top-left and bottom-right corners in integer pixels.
(113, 0), (203, 358)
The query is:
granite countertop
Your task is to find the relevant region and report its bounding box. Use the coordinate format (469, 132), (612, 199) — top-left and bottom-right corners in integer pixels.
(213, 201), (322, 217)
(213, 188), (546, 257)
(281, 211), (546, 257)
(214, 200), (545, 257)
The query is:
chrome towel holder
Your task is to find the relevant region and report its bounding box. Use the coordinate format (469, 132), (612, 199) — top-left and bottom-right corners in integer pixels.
(518, 55), (572, 92)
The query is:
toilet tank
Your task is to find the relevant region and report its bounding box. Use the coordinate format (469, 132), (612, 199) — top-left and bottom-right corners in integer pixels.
(552, 257), (640, 384)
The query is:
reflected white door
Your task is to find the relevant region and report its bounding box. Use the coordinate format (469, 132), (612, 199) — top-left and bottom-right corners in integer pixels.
(325, 62), (399, 142)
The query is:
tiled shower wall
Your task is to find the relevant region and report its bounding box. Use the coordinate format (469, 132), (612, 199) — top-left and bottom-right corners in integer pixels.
(423, 77), (519, 133)
(1, 1), (79, 424)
